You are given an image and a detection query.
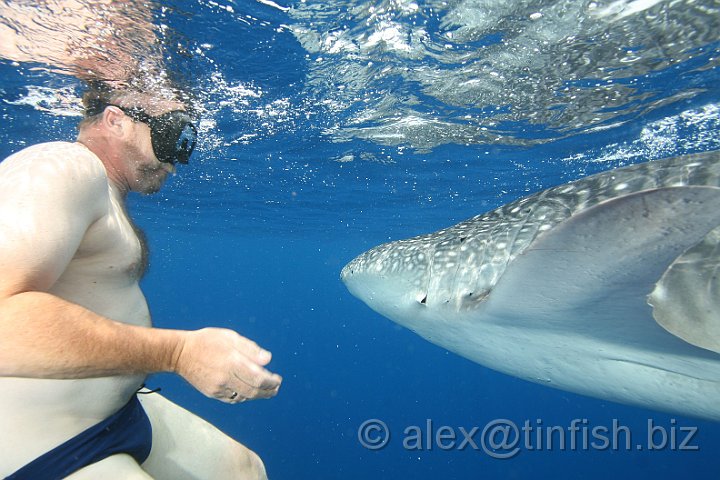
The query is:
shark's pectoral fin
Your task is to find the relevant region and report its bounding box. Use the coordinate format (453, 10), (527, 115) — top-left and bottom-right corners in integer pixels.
(484, 186), (720, 334)
(649, 226), (720, 354)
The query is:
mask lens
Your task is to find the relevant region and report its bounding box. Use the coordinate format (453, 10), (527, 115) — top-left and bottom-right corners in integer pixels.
(149, 111), (197, 165)
(174, 123), (197, 164)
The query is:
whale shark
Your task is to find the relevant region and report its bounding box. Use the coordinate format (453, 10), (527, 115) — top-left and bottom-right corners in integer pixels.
(341, 151), (720, 421)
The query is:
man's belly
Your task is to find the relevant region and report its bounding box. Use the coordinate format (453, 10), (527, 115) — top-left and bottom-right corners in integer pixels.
(0, 281), (153, 474)
(0, 375), (148, 474)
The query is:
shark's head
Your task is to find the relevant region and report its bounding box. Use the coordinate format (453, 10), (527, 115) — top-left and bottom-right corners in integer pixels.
(341, 238), (431, 325)
(340, 189), (582, 326)
(341, 229), (506, 328)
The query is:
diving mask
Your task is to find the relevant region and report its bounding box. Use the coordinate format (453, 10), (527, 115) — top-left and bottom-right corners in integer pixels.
(93, 104), (197, 165)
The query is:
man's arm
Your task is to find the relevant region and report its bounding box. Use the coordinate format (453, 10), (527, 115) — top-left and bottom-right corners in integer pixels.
(0, 290), (280, 401)
(0, 147), (280, 401)
(0, 290), (180, 378)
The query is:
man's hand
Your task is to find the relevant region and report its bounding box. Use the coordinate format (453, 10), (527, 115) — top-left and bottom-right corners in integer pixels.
(172, 328), (282, 403)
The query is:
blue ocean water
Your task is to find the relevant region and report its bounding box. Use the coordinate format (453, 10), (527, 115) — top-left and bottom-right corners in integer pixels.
(2, 0), (720, 478)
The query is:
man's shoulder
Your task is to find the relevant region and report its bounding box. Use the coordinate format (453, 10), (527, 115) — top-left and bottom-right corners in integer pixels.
(3, 141), (102, 168)
(0, 141), (109, 211)
(1, 141), (107, 188)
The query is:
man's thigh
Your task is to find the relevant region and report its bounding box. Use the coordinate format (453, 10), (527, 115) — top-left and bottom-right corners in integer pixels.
(137, 393), (267, 480)
(65, 454), (153, 480)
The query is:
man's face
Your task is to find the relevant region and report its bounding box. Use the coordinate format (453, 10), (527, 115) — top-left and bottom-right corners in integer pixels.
(119, 99), (188, 194)
(124, 118), (175, 194)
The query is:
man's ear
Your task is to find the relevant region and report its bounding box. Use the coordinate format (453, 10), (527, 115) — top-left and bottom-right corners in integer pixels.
(101, 106), (129, 137)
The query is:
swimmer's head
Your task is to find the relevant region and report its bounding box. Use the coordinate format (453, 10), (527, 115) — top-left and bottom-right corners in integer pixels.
(80, 87), (197, 165)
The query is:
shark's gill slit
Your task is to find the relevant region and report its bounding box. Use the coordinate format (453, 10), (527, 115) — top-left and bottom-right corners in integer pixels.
(422, 244), (436, 305)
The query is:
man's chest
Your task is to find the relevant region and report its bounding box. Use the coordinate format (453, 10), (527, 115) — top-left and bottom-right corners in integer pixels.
(73, 195), (149, 280)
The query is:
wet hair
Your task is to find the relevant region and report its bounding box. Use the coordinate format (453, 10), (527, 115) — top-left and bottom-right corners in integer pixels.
(78, 82), (196, 129)
(78, 85), (128, 128)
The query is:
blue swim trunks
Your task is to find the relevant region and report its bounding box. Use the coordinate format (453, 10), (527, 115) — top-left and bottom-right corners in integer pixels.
(5, 395), (153, 480)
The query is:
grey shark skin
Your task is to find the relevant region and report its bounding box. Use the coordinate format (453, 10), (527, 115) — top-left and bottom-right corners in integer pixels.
(342, 151), (720, 421)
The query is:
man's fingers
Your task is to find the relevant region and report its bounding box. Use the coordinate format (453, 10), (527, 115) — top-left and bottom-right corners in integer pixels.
(222, 382), (278, 402)
(231, 359), (282, 399)
(213, 383), (268, 404)
(232, 349), (282, 388)
(232, 333), (273, 365)
(233, 366), (282, 392)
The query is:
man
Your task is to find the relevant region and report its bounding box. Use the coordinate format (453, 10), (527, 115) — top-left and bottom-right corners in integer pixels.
(0, 88), (282, 479)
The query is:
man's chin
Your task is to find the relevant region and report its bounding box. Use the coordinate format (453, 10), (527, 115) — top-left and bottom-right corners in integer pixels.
(140, 184), (163, 195)
(134, 169), (170, 194)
